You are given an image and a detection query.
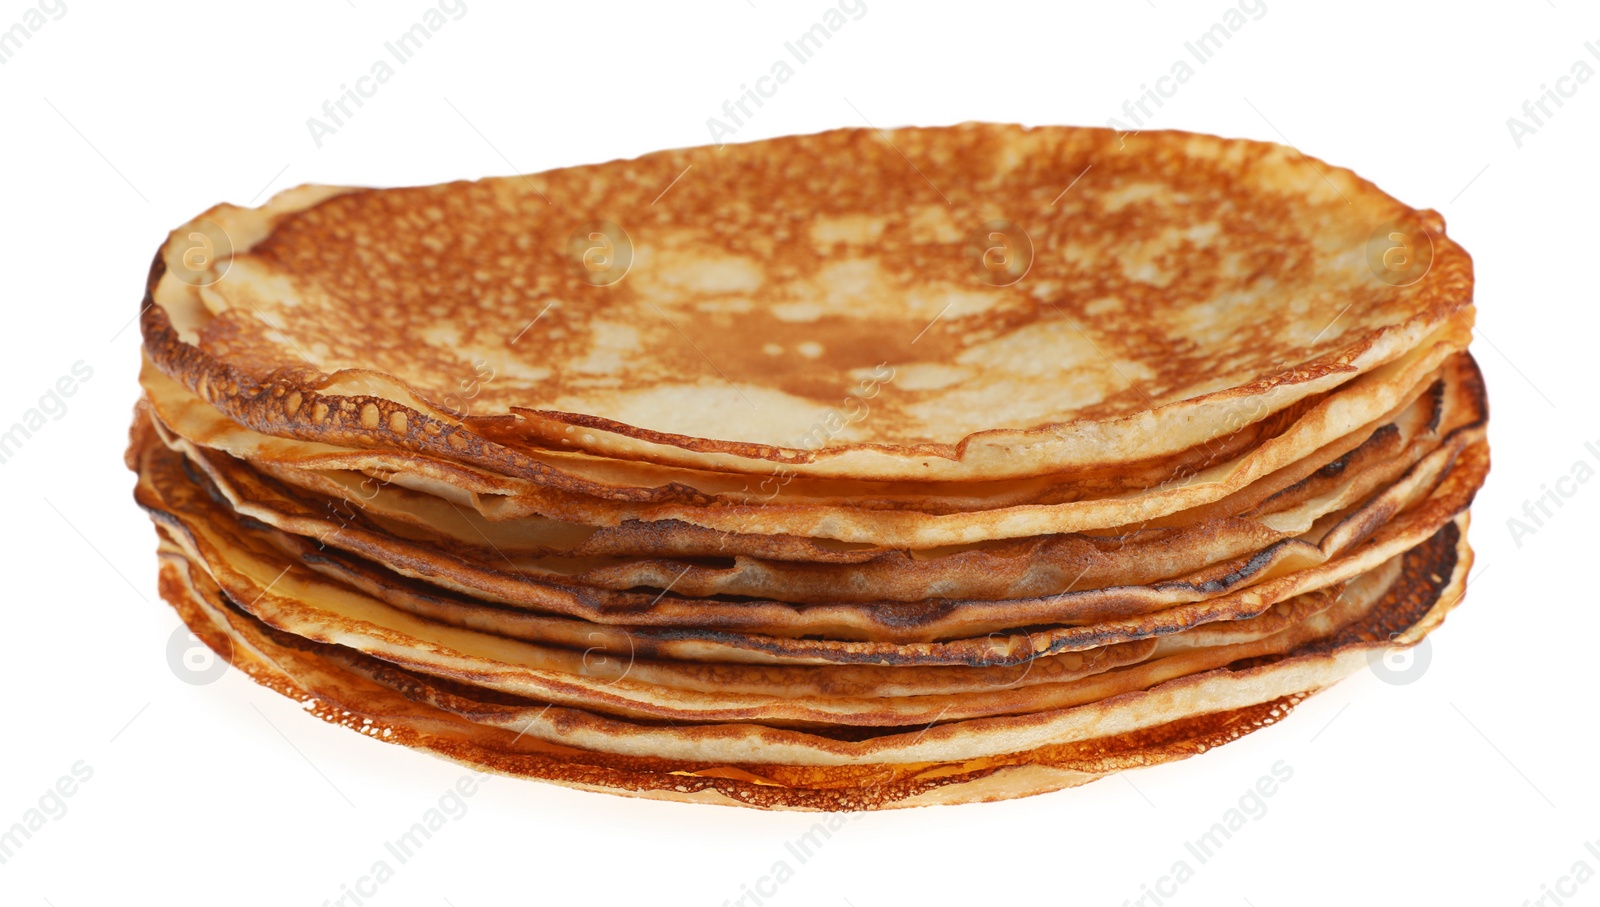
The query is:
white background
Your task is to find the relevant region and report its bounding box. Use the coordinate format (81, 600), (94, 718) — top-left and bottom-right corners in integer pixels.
(1, 1), (1594, 904)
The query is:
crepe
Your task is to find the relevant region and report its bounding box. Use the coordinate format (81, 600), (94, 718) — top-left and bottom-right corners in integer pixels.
(148, 512), (1468, 805)
(137, 316), (1471, 546)
(152, 352), (1485, 609)
(125, 122), (1487, 810)
(133, 406), (1485, 654)
(140, 124), (1472, 484)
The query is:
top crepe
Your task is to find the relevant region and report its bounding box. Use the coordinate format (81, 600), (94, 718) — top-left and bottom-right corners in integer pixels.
(140, 123), (1472, 481)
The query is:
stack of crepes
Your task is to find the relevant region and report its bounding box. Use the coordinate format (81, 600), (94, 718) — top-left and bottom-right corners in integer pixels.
(128, 124), (1487, 810)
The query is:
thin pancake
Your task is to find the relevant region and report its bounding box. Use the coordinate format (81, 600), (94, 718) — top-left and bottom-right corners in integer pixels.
(156, 547), (1311, 809)
(216, 352), (1485, 604)
(149, 515), (1467, 803)
(141, 348), (1476, 584)
(134, 405), (1486, 649)
(140, 124), (1473, 483)
(326, 557), (1399, 759)
(139, 429), (1466, 728)
(162, 517), (1370, 732)
(138, 319), (1470, 545)
(142, 489), (1362, 726)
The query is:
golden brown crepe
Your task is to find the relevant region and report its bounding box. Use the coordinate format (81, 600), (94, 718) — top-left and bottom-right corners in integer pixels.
(126, 122), (1485, 809)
